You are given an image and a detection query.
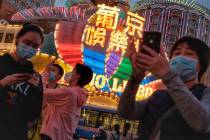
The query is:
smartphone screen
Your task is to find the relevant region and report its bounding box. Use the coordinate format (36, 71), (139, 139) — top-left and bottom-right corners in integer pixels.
(141, 31), (161, 53)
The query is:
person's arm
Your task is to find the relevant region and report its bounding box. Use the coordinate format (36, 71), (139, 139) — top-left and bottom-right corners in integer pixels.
(0, 79), (6, 92)
(162, 69), (210, 133)
(118, 70), (148, 120)
(43, 88), (69, 105)
(41, 60), (55, 88)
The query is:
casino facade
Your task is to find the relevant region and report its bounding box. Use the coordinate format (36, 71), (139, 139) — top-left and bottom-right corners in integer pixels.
(133, 0), (210, 53)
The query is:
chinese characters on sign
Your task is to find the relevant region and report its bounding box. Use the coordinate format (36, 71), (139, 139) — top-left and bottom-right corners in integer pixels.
(83, 4), (145, 52)
(85, 26), (106, 48)
(108, 30), (128, 52)
(125, 11), (145, 37)
(82, 4), (156, 100)
(96, 4), (120, 30)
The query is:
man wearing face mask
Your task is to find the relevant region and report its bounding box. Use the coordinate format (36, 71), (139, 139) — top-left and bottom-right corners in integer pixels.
(0, 24), (44, 140)
(41, 63), (64, 89)
(118, 36), (210, 140)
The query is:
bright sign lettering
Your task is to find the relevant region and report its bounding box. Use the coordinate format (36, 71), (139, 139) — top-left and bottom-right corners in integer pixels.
(85, 26), (106, 47)
(96, 4), (120, 30)
(125, 11), (145, 37)
(90, 73), (156, 100)
(108, 30), (128, 52)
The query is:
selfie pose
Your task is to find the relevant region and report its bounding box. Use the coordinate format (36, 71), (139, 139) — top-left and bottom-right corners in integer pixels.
(40, 63), (93, 140)
(118, 36), (210, 140)
(0, 24), (44, 140)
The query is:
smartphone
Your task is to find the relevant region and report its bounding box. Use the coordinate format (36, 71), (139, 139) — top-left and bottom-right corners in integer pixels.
(141, 31), (161, 53)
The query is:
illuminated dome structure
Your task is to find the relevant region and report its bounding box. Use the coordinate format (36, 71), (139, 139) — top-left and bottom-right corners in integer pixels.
(11, 4), (96, 33)
(134, 0), (210, 53)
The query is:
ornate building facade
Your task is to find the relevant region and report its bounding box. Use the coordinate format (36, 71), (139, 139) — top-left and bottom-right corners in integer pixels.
(134, 0), (210, 52)
(0, 0), (56, 20)
(0, 22), (22, 54)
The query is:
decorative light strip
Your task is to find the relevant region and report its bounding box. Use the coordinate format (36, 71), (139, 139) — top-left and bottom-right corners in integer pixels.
(11, 6), (94, 21)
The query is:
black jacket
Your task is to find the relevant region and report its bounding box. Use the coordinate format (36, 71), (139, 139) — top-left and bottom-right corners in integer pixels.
(0, 53), (43, 140)
(139, 84), (210, 140)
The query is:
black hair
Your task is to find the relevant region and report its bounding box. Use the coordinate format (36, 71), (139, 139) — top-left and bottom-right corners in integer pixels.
(53, 64), (64, 78)
(170, 36), (210, 81)
(16, 23), (44, 45)
(75, 63), (93, 87)
(114, 124), (120, 135)
(123, 123), (131, 137)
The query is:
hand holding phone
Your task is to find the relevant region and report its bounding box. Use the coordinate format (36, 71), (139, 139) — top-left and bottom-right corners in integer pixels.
(141, 31), (162, 54)
(0, 73), (32, 87)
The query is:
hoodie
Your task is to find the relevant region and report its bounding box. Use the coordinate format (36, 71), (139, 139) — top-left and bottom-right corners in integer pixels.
(0, 53), (43, 140)
(41, 86), (88, 140)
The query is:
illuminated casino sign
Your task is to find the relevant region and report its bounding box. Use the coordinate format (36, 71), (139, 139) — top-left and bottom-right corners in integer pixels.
(81, 4), (160, 99)
(89, 73), (160, 100)
(82, 4), (144, 78)
(54, 4), (162, 100)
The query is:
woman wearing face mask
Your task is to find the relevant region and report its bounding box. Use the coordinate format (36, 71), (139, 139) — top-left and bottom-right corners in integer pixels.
(118, 36), (210, 140)
(0, 24), (44, 140)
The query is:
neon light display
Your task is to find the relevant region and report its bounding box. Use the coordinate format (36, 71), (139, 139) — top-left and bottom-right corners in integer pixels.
(11, 6), (94, 21)
(82, 4), (144, 80)
(80, 4), (160, 99)
(52, 4), (162, 100)
(54, 21), (84, 67)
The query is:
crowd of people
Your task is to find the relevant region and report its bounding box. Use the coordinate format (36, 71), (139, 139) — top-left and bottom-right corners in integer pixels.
(0, 23), (210, 140)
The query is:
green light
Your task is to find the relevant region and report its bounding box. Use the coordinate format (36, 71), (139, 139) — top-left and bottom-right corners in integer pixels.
(108, 57), (132, 83)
